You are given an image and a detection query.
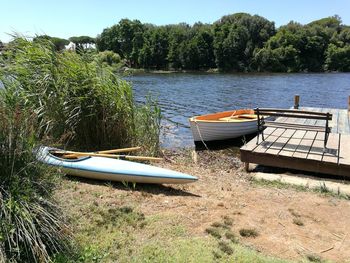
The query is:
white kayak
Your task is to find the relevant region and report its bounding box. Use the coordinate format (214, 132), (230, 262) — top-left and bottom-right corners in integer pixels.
(37, 146), (198, 184)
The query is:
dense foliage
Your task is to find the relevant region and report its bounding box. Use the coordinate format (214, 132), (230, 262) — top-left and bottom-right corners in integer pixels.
(96, 14), (350, 72)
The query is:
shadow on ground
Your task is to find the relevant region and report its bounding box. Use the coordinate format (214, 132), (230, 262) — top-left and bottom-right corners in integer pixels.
(64, 175), (201, 197)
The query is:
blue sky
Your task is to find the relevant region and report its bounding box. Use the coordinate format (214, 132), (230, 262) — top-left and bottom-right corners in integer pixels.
(1, 0), (350, 42)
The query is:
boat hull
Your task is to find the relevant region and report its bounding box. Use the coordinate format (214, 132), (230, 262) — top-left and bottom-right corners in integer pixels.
(189, 120), (257, 142)
(189, 109), (258, 142)
(37, 147), (197, 184)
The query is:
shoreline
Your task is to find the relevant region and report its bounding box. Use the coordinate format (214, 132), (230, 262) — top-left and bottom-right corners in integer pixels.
(122, 67), (344, 75)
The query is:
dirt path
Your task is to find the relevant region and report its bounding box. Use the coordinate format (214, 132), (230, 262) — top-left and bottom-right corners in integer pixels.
(56, 149), (350, 262)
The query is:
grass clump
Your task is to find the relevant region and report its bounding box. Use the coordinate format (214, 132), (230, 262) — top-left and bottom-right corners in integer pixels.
(211, 221), (230, 229)
(95, 206), (145, 228)
(306, 253), (324, 262)
(205, 227), (222, 239)
(239, 228), (259, 238)
(0, 105), (71, 262)
(218, 241), (234, 255)
(223, 215), (234, 226)
(225, 231), (239, 243)
(293, 218), (304, 226)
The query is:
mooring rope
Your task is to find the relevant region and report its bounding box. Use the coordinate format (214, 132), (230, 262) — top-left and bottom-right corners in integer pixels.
(194, 120), (209, 150)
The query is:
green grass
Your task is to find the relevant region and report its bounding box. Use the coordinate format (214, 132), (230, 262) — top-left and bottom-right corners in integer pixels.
(252, 178), (350, 200)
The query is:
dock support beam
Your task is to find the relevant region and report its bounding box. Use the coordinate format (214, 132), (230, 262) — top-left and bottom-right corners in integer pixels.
(244, 162), (250, 172)
(294, 95), (300, 109)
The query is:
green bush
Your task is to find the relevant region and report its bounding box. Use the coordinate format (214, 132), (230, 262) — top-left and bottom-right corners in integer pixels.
(96, 50), (122, 66)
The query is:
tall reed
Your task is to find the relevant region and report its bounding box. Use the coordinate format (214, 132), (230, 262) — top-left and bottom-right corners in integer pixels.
(1, 37), (160, 152)
(0, 96), (71, 262)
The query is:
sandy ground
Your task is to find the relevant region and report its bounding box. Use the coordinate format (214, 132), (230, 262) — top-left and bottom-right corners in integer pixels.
(55, 149), (350, 262)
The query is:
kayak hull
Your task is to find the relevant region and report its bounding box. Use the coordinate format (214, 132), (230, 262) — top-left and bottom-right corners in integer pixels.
(37, 147), (197, 184)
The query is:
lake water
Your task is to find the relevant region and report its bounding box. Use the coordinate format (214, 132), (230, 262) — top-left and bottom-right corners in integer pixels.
(127, 73), (350, 148)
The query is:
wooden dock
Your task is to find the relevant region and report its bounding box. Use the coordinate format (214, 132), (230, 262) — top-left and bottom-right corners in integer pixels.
(240, 107), (350, 177)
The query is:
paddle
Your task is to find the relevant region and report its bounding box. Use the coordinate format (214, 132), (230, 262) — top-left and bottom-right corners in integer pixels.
(63, 146), (141, 158)
(53, 150), (163, 162)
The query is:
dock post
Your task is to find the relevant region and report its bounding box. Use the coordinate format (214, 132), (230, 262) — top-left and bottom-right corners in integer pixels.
(294, 95), (300, 109)
(348, 95), (350, 113)
(244, 162), (250, 172)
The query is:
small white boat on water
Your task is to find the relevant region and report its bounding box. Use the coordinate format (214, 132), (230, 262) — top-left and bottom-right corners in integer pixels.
(37, 146), (197, 184)
(189, 109), (258, 142)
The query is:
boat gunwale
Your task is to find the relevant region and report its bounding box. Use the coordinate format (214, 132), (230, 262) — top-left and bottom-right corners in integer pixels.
(189, 117), (257, 123)
(189, 109), (257, 123)
(47, 148), (91, 162)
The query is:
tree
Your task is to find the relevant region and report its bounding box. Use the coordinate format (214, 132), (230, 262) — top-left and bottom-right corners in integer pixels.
(69, 36), (95, 51)
(324, 43), (350, 71)
(213, 13), (275, 71)
(253, 17), (339, 72)
(167, 23), (191, 69)
(96, 19), (144, 66)
(33, 35), (69, 51)
(95, 13), (350, 72)
(96, 25), (121, 53)
(253, 45), (299, 72)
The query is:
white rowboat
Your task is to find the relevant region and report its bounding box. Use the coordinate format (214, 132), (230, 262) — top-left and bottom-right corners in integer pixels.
(189, 109), (258, 142)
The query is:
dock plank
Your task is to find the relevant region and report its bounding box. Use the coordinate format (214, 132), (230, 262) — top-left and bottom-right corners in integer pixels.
(339, 134), (350, 166)
(338, 109), (350, 134)
(307, 131), (325, 161)
(293, 131), (317, 159)
(266, 129), (296, 155)
(279, 130), (307, 157)
(301, 107), (319, 126)
(254, 128), (286, 153)
(241, 127), (276, 152)
(329, 108), (339, 134)
(322, 133), (339, 164)
(254, 128), (286, 154)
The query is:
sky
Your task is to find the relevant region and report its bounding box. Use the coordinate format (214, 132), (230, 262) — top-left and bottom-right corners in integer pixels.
(1, 0), (350, 43)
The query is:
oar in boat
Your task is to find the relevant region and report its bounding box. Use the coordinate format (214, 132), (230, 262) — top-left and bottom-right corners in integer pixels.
(63, 146), (142, 159)
(53, 150), (162, 162)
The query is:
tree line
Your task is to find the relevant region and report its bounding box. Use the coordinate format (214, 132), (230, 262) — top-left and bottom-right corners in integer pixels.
(4, 13), (348, 72)
(95, 13), (350, 72)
